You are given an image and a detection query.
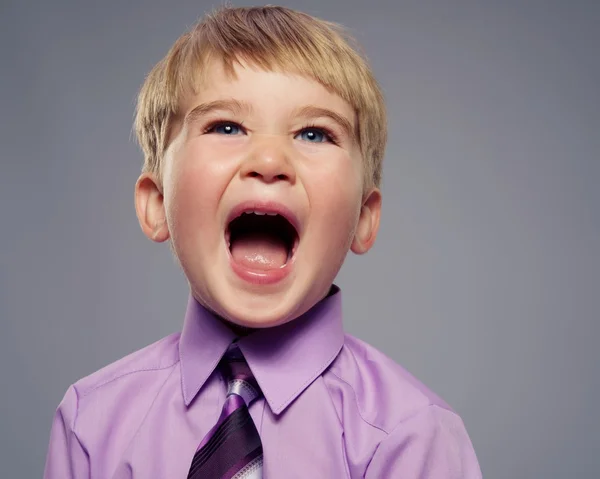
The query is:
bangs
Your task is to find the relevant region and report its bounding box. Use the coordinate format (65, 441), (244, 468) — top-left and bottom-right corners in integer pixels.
(168, 8), (369, 115)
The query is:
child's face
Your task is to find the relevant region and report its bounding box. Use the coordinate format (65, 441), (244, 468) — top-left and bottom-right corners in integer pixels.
(135, 60), (381, 328)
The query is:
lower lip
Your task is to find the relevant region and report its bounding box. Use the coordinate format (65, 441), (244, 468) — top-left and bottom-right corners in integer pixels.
(228, 251), (295, 285)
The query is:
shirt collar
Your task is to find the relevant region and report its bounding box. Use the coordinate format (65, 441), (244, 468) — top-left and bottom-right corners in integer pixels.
(179, 286), (345, 415)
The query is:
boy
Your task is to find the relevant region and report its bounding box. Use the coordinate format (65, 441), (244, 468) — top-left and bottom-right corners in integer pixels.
(44, 6), (481, 478)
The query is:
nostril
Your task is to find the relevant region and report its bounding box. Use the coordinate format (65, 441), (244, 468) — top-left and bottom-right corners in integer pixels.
(246, 171), (289, 181)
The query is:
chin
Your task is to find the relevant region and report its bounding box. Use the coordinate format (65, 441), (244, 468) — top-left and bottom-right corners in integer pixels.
(216, 289), (304, 329)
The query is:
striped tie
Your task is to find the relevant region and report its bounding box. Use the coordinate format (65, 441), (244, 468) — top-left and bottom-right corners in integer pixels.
(187, 344), (263, 479)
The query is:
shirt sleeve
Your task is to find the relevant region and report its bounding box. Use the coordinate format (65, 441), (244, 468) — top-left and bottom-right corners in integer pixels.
(43, 385), (90, 479)
(365, 405), (482, 479)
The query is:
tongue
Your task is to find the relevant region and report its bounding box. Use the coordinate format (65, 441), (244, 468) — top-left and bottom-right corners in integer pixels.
(231, 232), (288, 270)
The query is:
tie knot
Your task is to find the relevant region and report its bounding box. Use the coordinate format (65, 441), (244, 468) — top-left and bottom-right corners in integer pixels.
(219, 344), (261, 406)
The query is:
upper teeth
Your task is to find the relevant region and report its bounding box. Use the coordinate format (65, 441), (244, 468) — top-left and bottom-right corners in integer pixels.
(243, 210), (278, 216)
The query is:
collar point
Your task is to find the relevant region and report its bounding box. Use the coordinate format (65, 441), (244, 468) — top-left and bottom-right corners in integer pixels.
(267, 399), (289, 416)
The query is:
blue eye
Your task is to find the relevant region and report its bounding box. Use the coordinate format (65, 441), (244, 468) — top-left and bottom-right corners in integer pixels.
(297, 128), (329, 143)
(212, 123), (242, 135)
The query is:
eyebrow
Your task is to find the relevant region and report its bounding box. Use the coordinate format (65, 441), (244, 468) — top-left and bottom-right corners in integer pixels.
(184, 99), (253, 125)
(293, 105), (355, 139)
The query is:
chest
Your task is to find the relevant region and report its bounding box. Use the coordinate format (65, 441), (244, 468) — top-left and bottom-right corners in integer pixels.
(104, 378), (355, 479)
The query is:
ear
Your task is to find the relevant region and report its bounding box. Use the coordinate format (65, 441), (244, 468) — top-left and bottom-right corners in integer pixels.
(134, 173), (170, 242)
(350, 187), (382, 255)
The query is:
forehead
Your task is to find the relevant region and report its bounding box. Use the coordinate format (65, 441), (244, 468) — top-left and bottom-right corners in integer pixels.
(181, 58), (356, 122)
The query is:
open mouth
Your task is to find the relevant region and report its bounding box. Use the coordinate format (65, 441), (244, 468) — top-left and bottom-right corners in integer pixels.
(226, 211), (299, 271)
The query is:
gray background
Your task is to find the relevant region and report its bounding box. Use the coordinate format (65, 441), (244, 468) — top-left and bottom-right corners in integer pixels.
(1, 0), (598, 477)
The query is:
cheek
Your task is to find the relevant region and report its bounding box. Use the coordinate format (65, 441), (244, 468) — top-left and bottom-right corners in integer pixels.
(304, 154), (363, 245)
(310, 150), (362, 206)
(164, 142), (235, 239)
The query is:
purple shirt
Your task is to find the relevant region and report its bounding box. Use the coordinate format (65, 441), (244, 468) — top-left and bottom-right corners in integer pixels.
(44, 288), (482, 478)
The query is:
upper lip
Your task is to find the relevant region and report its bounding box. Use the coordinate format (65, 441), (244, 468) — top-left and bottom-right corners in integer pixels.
(225, 200), (301, 235)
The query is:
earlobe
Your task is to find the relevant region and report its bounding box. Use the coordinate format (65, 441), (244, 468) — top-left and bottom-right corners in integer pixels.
(134, 173), (170, 243)
(350, 188), (382, 255)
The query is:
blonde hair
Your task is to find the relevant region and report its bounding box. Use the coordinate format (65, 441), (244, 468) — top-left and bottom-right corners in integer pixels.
(134, 5), (387, 188)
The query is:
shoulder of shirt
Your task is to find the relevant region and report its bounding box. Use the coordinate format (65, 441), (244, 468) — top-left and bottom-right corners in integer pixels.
(72, 332), (181, 399)
(324, 333), (456, 435)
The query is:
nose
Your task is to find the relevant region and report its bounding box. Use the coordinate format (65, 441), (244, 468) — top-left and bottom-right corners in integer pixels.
(240, 135), (296, 184)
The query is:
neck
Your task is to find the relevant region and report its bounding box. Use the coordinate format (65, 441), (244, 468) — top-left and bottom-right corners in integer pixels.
(224, 320), (255, 337)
